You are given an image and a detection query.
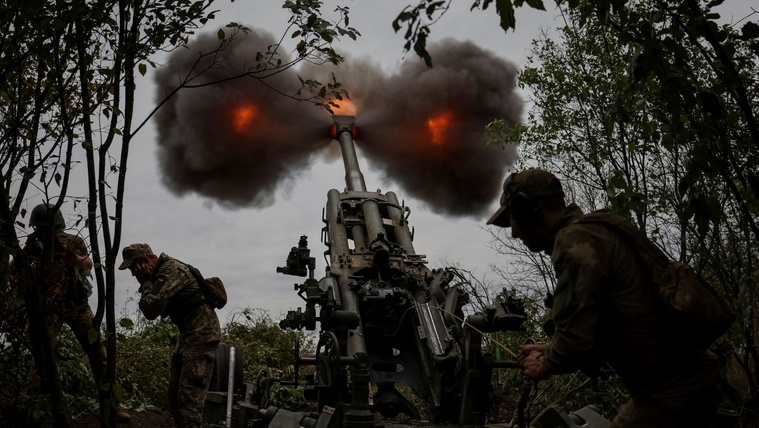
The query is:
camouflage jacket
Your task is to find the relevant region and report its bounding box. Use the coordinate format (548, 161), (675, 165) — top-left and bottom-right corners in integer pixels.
(139, 253), (221, 350)
(544, 204), (716, 400)
(22, 232), (92, 305)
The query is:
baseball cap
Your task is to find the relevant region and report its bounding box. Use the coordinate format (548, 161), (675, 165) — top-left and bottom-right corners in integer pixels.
(119, 243), (154, 270)
(486, 168), (565, 227)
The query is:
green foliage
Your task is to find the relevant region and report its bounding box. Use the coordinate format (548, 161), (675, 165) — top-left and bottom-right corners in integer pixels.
(0, 338), (47, 427)
(1, 308), (305, 422)
(222, 308), (315, 410)
(277, 0), (360, 109)
(393, 0), (546, 66)
(0, 0), (224, 422)
(478, 294), (626, 422)
(55, 327), (98, 399)
(0, 0), (358, 425)
(493, 368), (625, 423)
(225, 308), (297, 372)
(0, 323), (104, 426)
(112, 307), (312, 411)
(486, 0), (758, 418)
(116, 316), (177, 410)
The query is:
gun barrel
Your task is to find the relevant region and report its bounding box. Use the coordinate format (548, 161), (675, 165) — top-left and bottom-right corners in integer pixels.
(333, 115), (366, 191)
(386, 191), (415, 254)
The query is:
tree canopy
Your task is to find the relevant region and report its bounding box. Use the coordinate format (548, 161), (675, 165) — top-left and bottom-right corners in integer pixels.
(482, 0), (757, 420)
(0, 0), (358, 425)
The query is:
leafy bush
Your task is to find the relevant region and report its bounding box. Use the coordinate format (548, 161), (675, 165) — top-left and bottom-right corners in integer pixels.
(221, 308), (315, 410)
(114, 307), (313, 411)
(479, 295), (626, 423)
(0, 322), (103, 427)
(116, 315), (176, 411)
(2, 301), (627, 425)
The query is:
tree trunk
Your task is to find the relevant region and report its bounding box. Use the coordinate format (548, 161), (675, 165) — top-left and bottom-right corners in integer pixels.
(24, 282), (73, 428)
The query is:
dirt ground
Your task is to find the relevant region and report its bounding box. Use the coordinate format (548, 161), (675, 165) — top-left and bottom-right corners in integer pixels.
(74, 409), (173, 428)
(71, 401), (518, 428)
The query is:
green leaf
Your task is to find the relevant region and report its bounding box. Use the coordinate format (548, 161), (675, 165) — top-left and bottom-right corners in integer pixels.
(138, 63), (147, 76)
(113, 383), (125, 402)
(608, 170), (627, 190)
(741, 22), (759, 39)
(217, 28), (225, 40)
(413, 27), (432, 67)
(88, 327), (100, 345)
(495, 0), (516, 31)
(392, 18), (401, 32)
(319, 30), (333, 43)
(525, 0), (546, 11)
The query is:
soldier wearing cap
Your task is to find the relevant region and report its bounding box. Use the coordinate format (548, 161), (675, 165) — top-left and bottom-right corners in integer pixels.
(488, 168), (719, 427)
(120, 243), (220, 428)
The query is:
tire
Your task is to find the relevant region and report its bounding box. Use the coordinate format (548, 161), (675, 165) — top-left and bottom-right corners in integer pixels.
(210, 343), (244, 395)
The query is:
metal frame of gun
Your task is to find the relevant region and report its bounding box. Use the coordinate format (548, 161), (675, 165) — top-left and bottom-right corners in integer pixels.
(204, 115), (610, 428)
(268, 116), (529, 428)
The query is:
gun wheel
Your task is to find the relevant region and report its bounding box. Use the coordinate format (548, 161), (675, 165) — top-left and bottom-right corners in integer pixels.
(315, 331), (340, 388)
(254, 368), (273, 408)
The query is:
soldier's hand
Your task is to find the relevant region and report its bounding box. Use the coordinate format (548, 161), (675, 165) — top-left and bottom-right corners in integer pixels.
(518, 344), (550, 381)
(76, 255), (93, 273)
(131, 260), (152, 284)
(517, 344), (547, 363)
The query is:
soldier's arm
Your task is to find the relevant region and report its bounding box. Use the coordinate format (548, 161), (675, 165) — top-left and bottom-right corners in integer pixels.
(138, 279), (166, 320)
(138, 262), (192, 320)
(79, 257), (93, 271)
(65, 233), (93, 273)
(542, 225), (610, 375)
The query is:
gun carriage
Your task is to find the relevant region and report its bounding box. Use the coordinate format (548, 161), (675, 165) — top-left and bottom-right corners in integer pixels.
(204, 115), (608, 428)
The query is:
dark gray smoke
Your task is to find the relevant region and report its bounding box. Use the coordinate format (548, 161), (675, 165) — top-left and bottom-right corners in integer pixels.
(154, 28), (329, 209)
(155, 32), (520, 216)
(306, 39), (521, 217)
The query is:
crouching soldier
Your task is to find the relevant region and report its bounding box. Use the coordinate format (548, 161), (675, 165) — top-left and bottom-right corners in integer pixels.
(119, 243), (220, 427)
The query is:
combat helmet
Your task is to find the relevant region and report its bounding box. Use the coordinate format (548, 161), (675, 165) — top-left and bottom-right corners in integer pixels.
(29, 203), (65, 231)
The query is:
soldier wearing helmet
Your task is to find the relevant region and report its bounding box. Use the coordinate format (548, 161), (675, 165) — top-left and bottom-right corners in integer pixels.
(488, 168), (720, 427)
(29, 202), (66, 231)
(14, 203), (131, 423)
(28, 204), (92, 274)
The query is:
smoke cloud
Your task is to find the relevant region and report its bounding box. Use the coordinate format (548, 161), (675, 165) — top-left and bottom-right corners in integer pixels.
(154, 28), (329, 209)
(155, 31), (521, 217)
(325, 39), (521, 217)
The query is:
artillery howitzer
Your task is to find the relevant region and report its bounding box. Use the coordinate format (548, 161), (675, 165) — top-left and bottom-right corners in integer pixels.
(203, 115), (608, 428)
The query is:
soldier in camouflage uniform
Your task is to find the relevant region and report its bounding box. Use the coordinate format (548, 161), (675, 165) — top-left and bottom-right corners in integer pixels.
(13, 203), (131, 423)
(487, 169), (719, 427)
(120, 243), (220, 427)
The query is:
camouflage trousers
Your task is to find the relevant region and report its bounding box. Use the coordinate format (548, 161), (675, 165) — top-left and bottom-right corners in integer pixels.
(49, 302), (105, 385)
(168, 341), (218, 428)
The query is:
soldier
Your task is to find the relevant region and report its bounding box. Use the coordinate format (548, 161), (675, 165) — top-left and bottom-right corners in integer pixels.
(487, 168), (720, 427)
(119, 243), (220, 427)
(14, 203), (130, 423)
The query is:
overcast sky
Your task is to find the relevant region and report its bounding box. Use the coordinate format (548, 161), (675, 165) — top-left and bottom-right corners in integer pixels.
(97, 0), (755, 325)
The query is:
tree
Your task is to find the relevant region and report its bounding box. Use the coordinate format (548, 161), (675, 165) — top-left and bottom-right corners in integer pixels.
(1, 1), (105, 424)
(484, 1), (757, 421)
(393, 1), (756, 421)
(0, 0), (358, 425)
